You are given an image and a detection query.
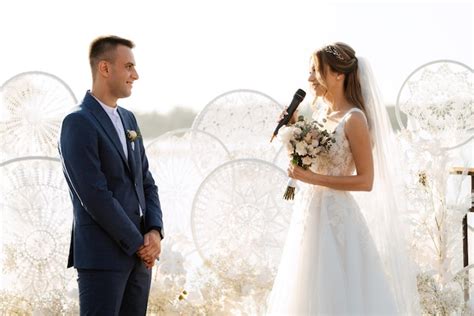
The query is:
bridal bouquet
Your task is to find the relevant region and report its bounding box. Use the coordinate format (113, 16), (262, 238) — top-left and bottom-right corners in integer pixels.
(278, 116), (335, 200)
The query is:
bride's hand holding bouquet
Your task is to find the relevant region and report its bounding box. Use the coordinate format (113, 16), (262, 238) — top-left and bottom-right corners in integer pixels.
(278, 116), (335, 200)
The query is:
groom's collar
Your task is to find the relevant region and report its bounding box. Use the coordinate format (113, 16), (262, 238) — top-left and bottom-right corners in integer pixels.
(92, 94), (119, 118)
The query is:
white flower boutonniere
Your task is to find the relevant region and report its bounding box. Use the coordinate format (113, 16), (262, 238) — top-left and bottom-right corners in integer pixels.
(126, 130), (140, 141)
(126, 129), (141, 151)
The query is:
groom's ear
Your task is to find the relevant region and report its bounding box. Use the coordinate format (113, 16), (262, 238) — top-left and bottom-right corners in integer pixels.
(97, 60), (110, 78)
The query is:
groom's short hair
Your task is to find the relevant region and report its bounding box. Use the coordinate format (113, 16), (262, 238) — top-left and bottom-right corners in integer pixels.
(89, 35), (135, 77)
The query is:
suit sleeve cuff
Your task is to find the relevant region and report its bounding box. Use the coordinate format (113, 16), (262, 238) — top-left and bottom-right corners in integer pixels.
(148, 226), (164, 240)
(122, 234), (144, 257)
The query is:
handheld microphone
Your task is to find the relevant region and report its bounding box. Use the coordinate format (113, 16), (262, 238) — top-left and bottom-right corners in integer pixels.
(270, 89), (306, 142)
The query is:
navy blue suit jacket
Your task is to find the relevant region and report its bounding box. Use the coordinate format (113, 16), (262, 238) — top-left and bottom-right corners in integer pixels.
(60, 91), (163, 270)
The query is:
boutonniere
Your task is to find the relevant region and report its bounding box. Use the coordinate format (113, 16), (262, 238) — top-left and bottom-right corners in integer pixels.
(126, 129), (141, 151)
(126, 129), (141, 142)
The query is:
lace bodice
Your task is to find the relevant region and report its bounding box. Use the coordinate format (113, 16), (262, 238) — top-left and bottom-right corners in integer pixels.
(312, 108), (366, 176)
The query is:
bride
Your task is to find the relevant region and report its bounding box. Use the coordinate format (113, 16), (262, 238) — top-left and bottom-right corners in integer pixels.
(266, 43), (419, 315)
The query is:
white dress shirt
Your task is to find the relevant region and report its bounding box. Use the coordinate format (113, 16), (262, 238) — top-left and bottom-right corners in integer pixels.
(94, 97), (128, 160)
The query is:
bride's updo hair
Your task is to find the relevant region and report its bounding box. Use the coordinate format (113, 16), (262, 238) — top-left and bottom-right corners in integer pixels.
(313, 42), (366, 114)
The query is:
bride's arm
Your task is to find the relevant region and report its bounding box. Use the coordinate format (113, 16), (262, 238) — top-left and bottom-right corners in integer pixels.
(289, 112), (374, 191)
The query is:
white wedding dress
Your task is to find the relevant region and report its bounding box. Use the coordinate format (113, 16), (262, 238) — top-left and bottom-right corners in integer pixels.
(266, 108), (398, 315)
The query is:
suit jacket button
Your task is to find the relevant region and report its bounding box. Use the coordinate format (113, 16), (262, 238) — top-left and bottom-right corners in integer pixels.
(119, 240), (129, 250)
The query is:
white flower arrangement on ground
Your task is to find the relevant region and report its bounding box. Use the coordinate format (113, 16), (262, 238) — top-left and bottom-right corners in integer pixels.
(416, 271), (466, 315)
(397, 130), (472, 315)
(278, 116), (335, 200)
(147, 236), (190, 315)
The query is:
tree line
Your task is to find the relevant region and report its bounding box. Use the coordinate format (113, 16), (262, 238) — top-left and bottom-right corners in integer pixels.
(135, 105), (405, 140)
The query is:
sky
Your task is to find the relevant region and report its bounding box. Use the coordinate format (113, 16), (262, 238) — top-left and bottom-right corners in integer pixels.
(0, 0), (472, 114)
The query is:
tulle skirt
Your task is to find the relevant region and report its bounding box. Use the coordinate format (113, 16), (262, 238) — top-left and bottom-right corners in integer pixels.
(266, 185), (398, 315)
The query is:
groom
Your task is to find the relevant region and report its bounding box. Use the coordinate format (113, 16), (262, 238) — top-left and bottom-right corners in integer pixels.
(59, 35), (164, 315)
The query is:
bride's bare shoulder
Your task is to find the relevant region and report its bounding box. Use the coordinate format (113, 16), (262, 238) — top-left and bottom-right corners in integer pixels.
(344, 110), (370, 140)
(345, 109), (368, 127)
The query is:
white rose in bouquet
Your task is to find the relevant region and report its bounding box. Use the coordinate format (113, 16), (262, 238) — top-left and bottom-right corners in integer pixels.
(295, 141), (308, 156)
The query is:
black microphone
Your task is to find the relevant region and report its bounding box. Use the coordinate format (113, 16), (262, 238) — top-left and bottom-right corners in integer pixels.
(270, 89), (306, 142)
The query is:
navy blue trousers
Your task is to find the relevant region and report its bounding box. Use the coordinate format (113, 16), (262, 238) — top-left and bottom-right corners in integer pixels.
(77, 257), (151, 316)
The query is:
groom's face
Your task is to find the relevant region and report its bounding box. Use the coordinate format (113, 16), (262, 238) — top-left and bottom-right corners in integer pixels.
(107, 45), (139, 99)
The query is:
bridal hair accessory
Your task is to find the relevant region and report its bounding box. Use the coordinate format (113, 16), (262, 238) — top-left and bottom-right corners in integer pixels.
(324, 45), (345, 61)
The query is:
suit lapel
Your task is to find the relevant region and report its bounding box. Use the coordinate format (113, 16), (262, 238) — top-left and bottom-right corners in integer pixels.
(118, 107), (136, 179)
(82, 92), (131, 173)
(118, 107), (146, 210)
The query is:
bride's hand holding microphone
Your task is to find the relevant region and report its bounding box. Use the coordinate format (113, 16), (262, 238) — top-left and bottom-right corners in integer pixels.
(270, 89), (306, 142)
(278, 108), (299, 125)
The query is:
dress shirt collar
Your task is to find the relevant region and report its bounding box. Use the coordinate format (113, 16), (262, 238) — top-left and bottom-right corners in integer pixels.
(91, 94), (119, 118)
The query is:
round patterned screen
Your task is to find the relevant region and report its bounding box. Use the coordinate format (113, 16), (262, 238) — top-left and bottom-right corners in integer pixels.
(192, 89), (285, 162)
(191, 159), (293, 280)
(0, 157), (74, 298)
(395, 60), (473, 149)
(0, 71), (77, 160)
(146, 129), (231, 235)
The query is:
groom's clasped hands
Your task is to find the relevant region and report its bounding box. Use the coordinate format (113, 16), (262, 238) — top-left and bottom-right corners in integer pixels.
(137, 230), (162, 269)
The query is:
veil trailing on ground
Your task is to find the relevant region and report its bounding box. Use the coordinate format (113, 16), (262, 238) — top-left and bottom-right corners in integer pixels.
(355, 58), (420, 314)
